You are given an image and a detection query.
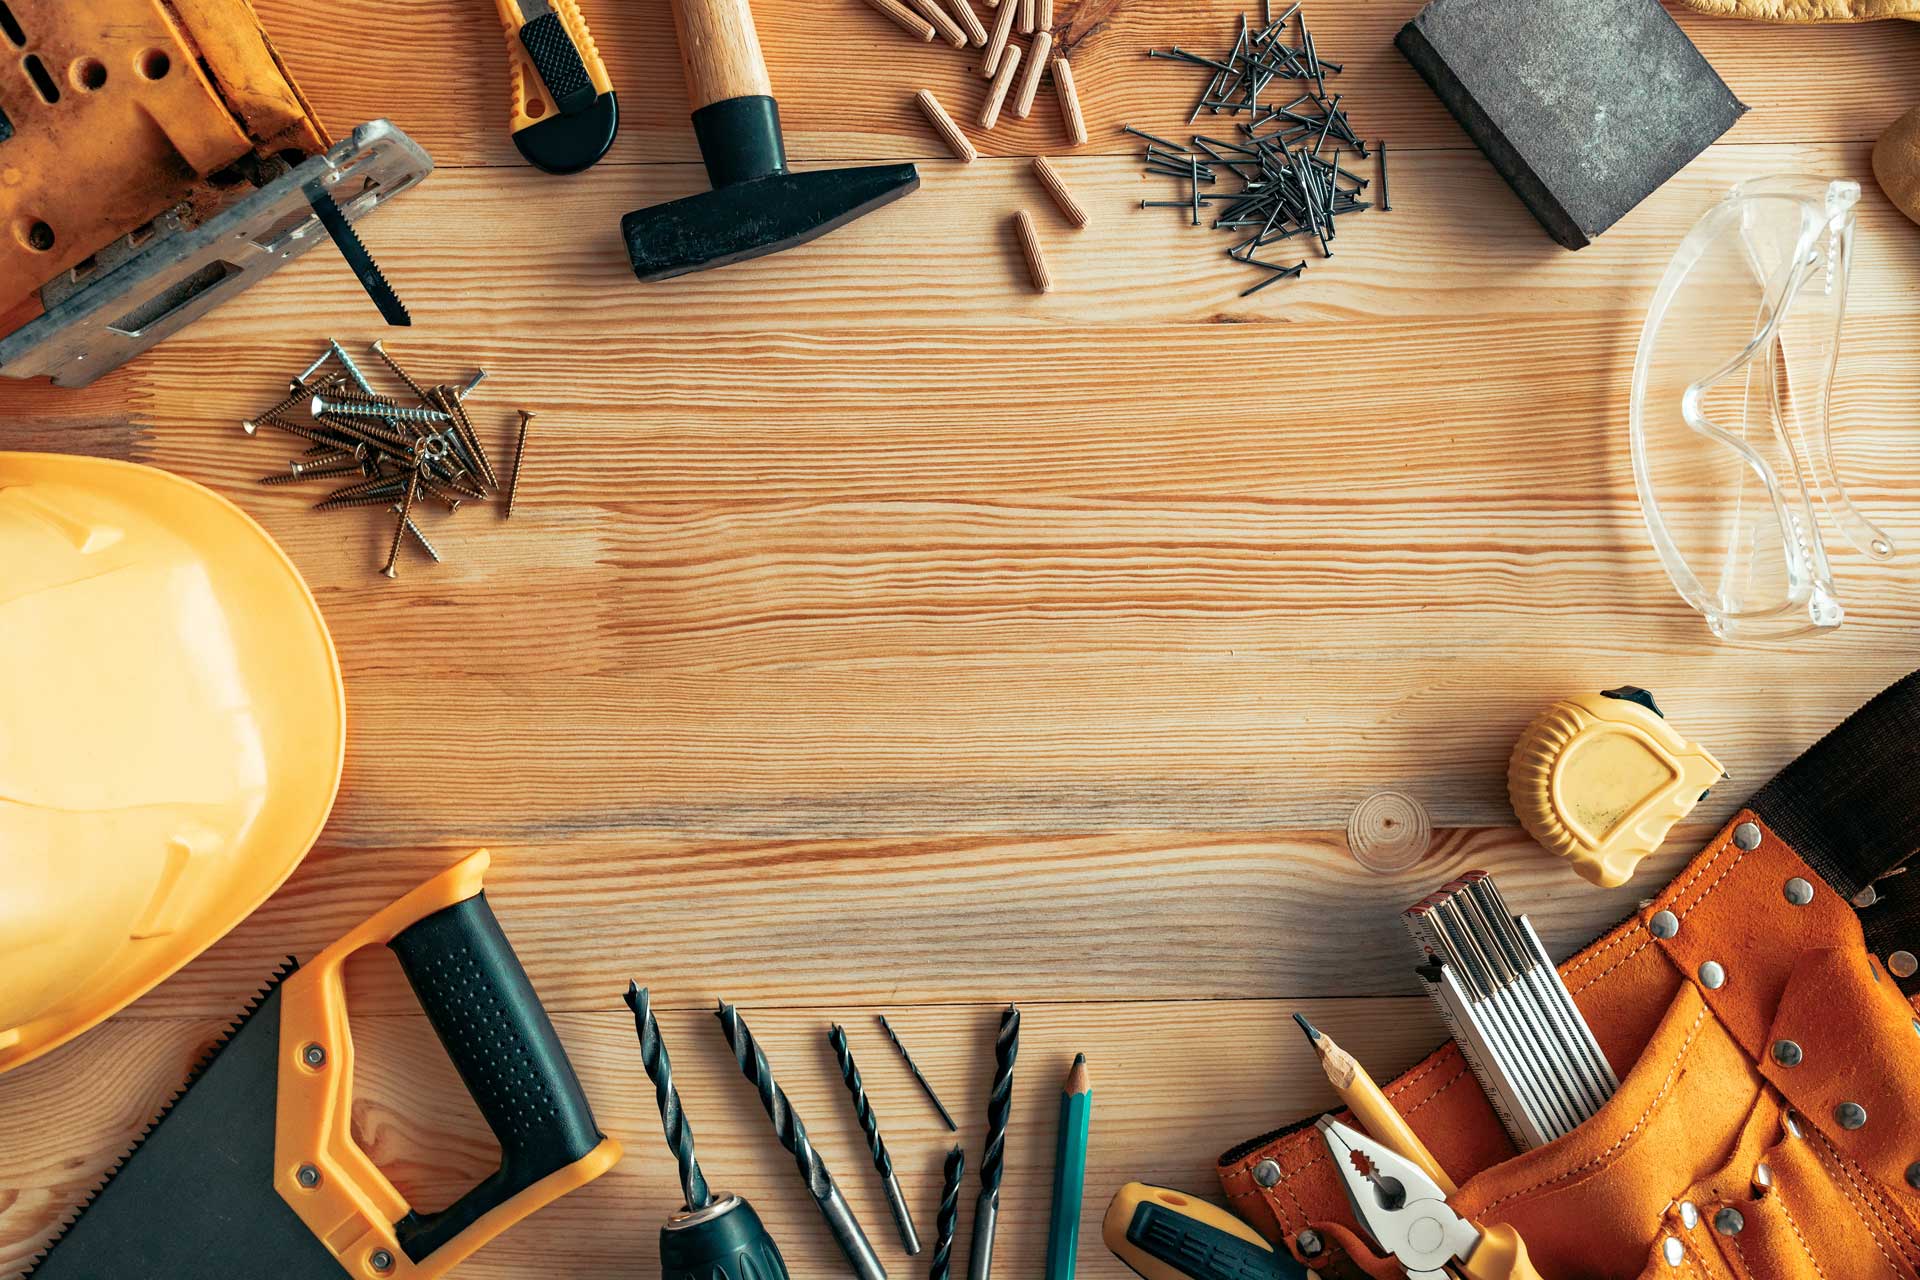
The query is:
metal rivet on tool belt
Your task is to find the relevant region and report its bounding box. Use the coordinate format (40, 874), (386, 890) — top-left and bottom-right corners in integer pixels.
(1680, 1201), (1699, 1229)
(1650, 910), (1679, 939)
(296, 1164), (320, 1189)
(1295, 1229), (1325, 1258)
(1253, 1159), (1282, 1188)
(302, 1043), (326, 1068)
(1698, 960), (1726, 990)
(1771, 1039), (1803, 1068)
(1784, 877), (1814, 906)
(1854, 885), (1880, 908)
(1733, 822), (1761, 851)
(1838, 1102), (1868, 1130)
(1663, 1236), (1685, 1267)
(1906, 1161), (1920, 1191)
(1714, 1208), (1744, 1236)
(369, 1248), (394, 1274)
(1891, 951), (1918, 979)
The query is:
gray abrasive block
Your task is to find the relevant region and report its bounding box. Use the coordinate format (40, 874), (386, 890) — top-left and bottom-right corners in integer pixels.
(1397, 0), (1747, 249)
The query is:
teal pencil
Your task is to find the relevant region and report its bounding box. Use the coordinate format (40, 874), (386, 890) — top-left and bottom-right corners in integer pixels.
(1043, 1054), (1092, 1280)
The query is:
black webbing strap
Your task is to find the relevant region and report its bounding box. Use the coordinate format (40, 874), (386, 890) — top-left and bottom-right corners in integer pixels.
(1750, 669), (1920, 995)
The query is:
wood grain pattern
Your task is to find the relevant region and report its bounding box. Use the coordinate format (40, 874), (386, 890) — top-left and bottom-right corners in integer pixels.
(4, 1), (1919, 1276)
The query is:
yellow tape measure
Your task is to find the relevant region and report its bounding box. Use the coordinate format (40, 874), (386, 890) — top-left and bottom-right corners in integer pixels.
(1509, 687), (1724, 888)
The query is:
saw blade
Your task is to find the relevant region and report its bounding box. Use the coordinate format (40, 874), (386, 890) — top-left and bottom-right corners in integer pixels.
(22, 961), (355, 1280)
(304, 183), (412, 328)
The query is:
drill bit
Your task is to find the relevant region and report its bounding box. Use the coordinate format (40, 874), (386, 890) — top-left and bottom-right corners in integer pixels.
(625, 981), (711, 1211)
(829, 1024), (921, 1255)
(931, 1146), (965, 1280)
(879, 1013), (959, 1131)
(968, 1004), (1020, 1280)
(714, 1001), (888, 1280)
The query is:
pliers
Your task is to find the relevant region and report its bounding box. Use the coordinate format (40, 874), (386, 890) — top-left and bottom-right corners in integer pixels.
(1318, 1118), (1544, 1280)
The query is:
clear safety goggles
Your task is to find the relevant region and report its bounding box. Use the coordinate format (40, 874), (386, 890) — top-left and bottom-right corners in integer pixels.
(1630, 175), (1892, 642)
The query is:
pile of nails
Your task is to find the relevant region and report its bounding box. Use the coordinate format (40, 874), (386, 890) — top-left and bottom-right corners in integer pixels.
(243, 339), (535, 578)
(1136, 1), (1390, 297)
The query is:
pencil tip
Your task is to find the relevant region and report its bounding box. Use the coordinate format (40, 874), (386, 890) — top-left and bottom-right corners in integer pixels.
(1292, 1012), (1321, 1042)
(1073, 1052), (1086, 1067)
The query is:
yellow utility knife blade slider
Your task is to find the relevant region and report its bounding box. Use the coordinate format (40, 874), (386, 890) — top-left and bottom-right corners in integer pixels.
(494, 0), (618, 173)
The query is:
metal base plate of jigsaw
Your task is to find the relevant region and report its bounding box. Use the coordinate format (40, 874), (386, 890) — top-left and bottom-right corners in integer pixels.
(0, 119), (431, 389)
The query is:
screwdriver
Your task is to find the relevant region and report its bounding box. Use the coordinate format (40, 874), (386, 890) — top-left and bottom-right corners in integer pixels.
(491, 0), (618, 173)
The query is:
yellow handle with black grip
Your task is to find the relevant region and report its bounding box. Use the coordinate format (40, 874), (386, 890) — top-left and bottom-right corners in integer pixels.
(275, 850), (623, 1277)
(1104, 1184), (1309, 1280)
(491, 0), (619, 173)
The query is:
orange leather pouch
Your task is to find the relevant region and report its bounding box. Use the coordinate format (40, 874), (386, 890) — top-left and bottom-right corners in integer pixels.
(1220, 674), (1920, 1279)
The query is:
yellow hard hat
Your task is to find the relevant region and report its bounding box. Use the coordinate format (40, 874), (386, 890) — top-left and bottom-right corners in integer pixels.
(0, 453), (343, 1073)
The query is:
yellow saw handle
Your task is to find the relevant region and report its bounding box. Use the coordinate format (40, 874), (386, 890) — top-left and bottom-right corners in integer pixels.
(274, 850), (622, 1278)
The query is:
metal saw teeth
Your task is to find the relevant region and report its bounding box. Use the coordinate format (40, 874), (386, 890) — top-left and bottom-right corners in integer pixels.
(20, 958), (300, 1277)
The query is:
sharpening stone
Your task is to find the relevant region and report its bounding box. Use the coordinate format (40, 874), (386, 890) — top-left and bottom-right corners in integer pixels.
(1396, 0), (1747, 249)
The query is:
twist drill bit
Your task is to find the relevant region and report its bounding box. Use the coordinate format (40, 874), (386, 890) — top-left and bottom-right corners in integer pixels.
(969, 1004), (1020, 1280)
(714, 1001), (887, 1280)
(931, 1146), (965, 1280)
(829, 1025), (921, 1255)
(626, 981), (711, 1211)
(879, 1014), (959, 1131)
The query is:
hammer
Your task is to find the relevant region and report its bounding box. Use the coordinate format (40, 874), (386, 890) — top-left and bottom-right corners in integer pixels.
(624, 0), (920, 281)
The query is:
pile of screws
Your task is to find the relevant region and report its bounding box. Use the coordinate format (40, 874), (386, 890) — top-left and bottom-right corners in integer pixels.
(243, 339), (534, 578)
(1135, 2), (1389, 297)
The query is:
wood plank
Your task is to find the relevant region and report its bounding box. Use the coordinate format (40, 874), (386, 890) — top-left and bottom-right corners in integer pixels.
(112, 143), (1920, 337)
(248, 0), (1920, 169)
(0, 997), (1453, 1277)
(99, 829), (1691, 1021)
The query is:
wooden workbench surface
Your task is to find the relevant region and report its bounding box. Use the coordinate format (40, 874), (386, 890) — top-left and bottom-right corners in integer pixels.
(6, 2), (1920, 1276)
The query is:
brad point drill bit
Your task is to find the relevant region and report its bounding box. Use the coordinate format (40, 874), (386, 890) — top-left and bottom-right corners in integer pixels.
(829, 1024), (921, 1255)
(714, 1001), (887, 1280)
(969, 1004), (1020, 1280)
(879, 1013), (959, 1131)
(626, 981), (711, 1211)
(931, 1146), (965, 1280)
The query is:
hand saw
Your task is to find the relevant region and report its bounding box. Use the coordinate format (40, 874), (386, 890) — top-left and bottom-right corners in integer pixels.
(25, 850), (622, 1278)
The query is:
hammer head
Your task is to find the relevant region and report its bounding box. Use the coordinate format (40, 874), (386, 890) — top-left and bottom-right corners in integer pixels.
(622, 163), (919, 282)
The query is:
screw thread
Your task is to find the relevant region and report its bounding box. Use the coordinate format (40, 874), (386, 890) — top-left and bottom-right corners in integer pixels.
(715, 1001), (832, 1201)
(625, 982), (712, 1210)
(381, 470), (421, 577)
(828, 1025), (892, 1177)
(369, 341), (431, 401)
(979, 1005), (1020, 1200)
(931, 1145), (964, 1280)
(506, 411), (534, 518)
(313, 394), (450, 426)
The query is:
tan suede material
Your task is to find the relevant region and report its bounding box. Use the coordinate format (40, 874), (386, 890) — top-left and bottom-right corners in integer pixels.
(1219, 813), (1920, 1277)
(1672, 0), (1919, 20)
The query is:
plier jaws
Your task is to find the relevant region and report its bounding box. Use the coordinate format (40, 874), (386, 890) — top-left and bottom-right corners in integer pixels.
(1317, 1117), (1545, 1280)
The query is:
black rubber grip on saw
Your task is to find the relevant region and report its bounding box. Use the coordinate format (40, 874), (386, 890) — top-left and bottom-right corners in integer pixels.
(387, 892), (605, 1262)
(520, 12), (595, 116)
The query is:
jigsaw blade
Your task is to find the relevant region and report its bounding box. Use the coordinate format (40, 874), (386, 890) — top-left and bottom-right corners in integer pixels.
(305, 183), (412, 327)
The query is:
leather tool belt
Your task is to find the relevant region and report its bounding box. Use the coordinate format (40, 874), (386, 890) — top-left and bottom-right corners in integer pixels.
(1220, 672), (1920, 1279)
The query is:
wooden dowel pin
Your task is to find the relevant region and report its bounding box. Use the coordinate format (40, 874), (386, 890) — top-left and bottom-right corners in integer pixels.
(863, 0), (936, 40)
(1031, 157), (1087, 227)
(916, 90), (978, 162)
(905, 0), (968, 47)
(1014, 210), (1052, 293)
(945, 0), (988, 45)
(980, 42), (1022, 129)
(1038, 0), (1052, 28)
(983, 0), (1017, 76)
(1013, 30), (1051, 118)
(1018, 0), (1034, 33)
(1053, 55), (1087, 145)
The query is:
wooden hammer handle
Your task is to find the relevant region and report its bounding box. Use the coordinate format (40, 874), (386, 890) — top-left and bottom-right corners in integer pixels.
(669, 0), (775, 109)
